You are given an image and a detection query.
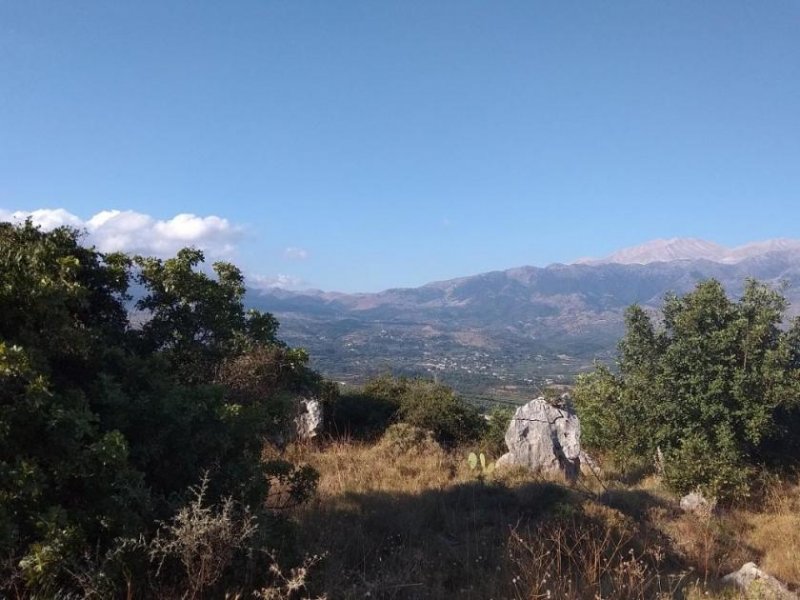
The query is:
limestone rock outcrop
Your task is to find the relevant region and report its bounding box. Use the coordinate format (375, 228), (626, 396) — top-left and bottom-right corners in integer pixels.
(496, 397), (582, 481)
(295, 397), (324, 440)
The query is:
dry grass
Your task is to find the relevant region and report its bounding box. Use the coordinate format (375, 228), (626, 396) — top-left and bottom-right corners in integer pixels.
(738, 479), (800, 586)
(284, 434), (670, 599)
(660, 479), (800, 589)
(506, 502), (688, 600)
(277, 433), (800, 599)
(292, 428), (464, 497)
(287, 434), (525, 598)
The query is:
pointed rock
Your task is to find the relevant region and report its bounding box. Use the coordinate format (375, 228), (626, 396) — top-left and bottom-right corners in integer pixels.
(498, 397), (582, 481)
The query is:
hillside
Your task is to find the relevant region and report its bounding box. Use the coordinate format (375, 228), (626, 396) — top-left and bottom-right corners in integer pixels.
(248, 239), (800, 398)
(285, 434), (800, 599)
(5, 222), (800, 599)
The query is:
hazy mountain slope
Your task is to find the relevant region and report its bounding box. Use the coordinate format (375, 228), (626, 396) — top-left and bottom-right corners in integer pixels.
(247, 241), (800, 398)
(580, 237), (800, 265)
(581, 238), (728, 264)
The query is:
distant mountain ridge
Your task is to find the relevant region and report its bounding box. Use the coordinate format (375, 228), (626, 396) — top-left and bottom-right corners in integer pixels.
(247, 238), (800, 398)
(576, 237), (800, 265)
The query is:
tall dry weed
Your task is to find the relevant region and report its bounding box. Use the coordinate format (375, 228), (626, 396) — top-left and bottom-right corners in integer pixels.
(507, 503), (687, 600)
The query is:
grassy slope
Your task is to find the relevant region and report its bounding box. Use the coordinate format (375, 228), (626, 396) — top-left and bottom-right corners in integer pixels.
(279, 437), (800, 600)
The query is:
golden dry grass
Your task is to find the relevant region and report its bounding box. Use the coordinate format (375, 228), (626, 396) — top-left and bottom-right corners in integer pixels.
(275, 432), (800, 599)
(284, 433), (669, 598)
(662, 479), (800, 589)
(738, 480), (800, 586)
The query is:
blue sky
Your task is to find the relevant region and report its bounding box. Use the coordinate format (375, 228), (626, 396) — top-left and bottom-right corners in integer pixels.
(1, 2), (798, 292)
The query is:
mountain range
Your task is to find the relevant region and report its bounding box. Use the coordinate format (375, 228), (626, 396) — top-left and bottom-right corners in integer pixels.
(247, 238), (800, 400)
(578, 237), (800, 265)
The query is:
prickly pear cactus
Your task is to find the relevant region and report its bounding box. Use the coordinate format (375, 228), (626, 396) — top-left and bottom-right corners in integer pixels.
(467, 452), (494, 478)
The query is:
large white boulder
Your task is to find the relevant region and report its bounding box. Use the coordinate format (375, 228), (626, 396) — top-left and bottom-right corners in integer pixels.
(295, 397), (324, 440)
(497, 397), (582, 481)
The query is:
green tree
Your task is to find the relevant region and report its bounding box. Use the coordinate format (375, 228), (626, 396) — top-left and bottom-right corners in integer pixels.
(574, 279), (800, 500)
(134, 249), (279, 384)
(0, 221), (320, 595)
(0, 222), (148, 592)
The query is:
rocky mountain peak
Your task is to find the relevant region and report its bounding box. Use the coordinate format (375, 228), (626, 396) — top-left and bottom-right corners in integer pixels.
(578, 237), (800, 266)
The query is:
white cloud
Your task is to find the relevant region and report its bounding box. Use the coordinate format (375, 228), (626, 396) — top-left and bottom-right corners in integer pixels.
(248, 273), (306, 291)
(0, 208), (83, 230)
(0, 208), (242, 258)
(283, 246), (309, 260)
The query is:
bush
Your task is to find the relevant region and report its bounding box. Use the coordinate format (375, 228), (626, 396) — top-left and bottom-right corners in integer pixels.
(328, 374), (486, 445)
(574, 279), (800, 501)
(148, 475), (258, 598)
(480, 406), (514, 458)
(662, 434), (753, 501)
(395, 378), (485, 445)
(327, 389), (399, 440)
(0, 221), (322, 596)
(363, 374), (486, 445)
(376, 423), (443, 456)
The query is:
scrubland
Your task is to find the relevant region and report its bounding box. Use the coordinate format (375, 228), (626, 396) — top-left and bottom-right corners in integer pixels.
(277, 433), (800, 599)
(4, 224), (799, 599)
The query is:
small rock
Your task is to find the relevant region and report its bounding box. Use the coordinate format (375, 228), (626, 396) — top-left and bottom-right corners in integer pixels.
(722, 562), (798, 599)
(679, 491), (716, 516)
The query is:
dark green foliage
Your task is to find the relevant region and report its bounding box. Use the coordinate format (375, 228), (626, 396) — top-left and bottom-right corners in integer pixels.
(0, 221), (320, 596)
(660, 433), (753, 502)
(366, 374), (486, 445)
(574, 279), (800, 501)
(327, 374), (487, 444)
(396, 379), (486, 445)
(134, 249), (281, 385)
(328, 389), (400, 439)
(327, 375), (404, 439)
(479, 406), (514, 458)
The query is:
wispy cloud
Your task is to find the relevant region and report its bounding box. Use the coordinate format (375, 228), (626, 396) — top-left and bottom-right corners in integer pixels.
(0, 208), (243, 258)
(283, 246), (310, 260)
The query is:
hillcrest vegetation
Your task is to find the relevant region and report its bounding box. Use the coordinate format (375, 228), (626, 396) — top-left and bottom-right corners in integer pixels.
(3, 220), (800, 598)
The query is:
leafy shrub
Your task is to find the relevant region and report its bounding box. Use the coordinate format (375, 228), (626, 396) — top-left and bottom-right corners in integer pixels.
(479, 405), (514, 458)
(376, 423), (442, 456)
(217, 345), (319, 406)
(361, 373), (412, 401)
(359, 374), (485, 445)
(327, 389), (400, 439)
(662, 434), (753, 501)
(327, 374), (486, 445)
(573, 366), (648, 474)
(574, 279), (800, 501)
(396, 378), (485, 445)
(0, 221), (322, 596)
